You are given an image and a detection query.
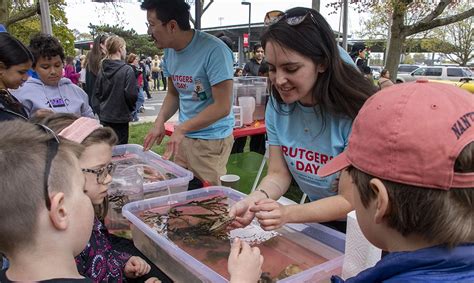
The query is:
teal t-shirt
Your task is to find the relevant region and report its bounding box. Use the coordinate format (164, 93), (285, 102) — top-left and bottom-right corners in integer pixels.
(163, 30), (234, 139)
(266, 101), (352, 201)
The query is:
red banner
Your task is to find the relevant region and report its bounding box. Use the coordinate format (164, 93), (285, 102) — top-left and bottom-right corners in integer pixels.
(243, 33), (249, 48)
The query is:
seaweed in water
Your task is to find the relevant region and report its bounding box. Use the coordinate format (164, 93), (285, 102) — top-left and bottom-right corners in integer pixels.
(140, 196), (233, 242)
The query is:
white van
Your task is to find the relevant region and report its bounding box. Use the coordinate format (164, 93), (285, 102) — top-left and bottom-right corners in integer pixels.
(397, 66), (472, 83)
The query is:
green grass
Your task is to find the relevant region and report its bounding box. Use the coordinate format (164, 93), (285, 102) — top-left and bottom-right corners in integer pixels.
(129, 123), (303, 203)
(129, 122), (169, 154)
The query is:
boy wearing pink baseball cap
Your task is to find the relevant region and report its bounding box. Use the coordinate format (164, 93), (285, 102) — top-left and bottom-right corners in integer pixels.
(318, 81), (474, 282)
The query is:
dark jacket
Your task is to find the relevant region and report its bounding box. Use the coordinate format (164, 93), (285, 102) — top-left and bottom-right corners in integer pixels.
(331, 243), (474, 283)
(94, 59), (138, 123)
(243, 58), (264, 76)
(0, 89), (28, 121)
(85, 69), (98, 111)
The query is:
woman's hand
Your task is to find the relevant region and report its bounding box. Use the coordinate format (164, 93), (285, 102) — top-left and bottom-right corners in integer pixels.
(251, 198), (289, 231)
(228, 197), (257, 229)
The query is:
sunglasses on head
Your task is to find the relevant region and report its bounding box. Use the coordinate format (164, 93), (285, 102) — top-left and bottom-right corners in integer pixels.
(264, 9), (317, 27)
(82, 163), (116, 184)
(36, 123), (60, 211)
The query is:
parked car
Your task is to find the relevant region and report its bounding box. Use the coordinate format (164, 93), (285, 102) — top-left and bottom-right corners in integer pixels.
(397, 66), (472, 83)
(370, 66), (382, 80)
(398, 64), (421, 74)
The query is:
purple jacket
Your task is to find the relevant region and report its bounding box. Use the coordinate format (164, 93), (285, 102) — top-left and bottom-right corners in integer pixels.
(65, 64), (80, 85)
(75, 218), (131, 282)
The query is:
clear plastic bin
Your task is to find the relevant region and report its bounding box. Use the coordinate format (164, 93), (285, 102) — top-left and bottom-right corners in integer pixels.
(233, 76), (268, 121)
(112, 144), (193, 199)
(123, 187), (345, 282)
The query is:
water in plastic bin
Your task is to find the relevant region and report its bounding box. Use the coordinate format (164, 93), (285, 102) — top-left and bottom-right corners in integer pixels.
(107, 165), (144, 231)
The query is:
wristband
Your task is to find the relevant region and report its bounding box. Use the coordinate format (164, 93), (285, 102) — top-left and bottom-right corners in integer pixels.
(257, 189), (270, 199)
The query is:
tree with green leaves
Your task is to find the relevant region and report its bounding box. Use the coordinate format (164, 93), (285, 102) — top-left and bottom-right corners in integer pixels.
(88, 23), (161, 56)
(0, 0), (75, 55)
(340, 0), (473, 78)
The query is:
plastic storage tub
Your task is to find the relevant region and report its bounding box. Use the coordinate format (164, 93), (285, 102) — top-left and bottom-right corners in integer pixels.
(233, 76), (268, 121)
(112, 144), (193, 198)
(123, 187), (345, 282)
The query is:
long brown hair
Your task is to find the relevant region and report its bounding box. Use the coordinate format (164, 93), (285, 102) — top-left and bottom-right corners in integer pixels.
(86, 34), (108, 76)
(262, 7), (376, 121)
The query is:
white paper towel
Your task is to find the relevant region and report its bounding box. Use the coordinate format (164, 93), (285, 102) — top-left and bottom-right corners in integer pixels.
(342, 210), (382, 279)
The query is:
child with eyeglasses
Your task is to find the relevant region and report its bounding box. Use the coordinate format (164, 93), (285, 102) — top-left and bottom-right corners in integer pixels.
(230, 7), (376, 233)
(0, 120), (94, 282)
(33, 113), (169, 283)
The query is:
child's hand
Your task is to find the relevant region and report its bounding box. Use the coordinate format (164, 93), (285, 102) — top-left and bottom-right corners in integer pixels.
(228, 238), (264, 283)
(124, 256), (151, 278)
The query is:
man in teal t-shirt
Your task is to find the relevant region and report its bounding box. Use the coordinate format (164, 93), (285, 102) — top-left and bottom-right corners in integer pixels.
(142, 0), (234, 185)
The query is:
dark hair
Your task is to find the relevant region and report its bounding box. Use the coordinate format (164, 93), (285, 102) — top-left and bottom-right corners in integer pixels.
(29, 34), (65, 68)
(381, 68), (389, 77)
(348, 142), (474, 248)
(261, 7), (375, 120)
(253, 43), (263, 53)
(350, 42), (366, 58)
(216, 32), (233, 50)
(141, 0), (191, 31)
(234, 67), (242, 77)
(0, 33), (34, 69)
(362, 66), (372, 75)
(86, 34), (108, 76)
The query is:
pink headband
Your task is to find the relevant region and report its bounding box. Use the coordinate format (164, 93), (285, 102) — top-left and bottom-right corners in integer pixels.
(58, 117), (102, 143)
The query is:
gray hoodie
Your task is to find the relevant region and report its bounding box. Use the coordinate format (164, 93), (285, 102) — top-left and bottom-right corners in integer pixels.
(12, 77), (94, 118)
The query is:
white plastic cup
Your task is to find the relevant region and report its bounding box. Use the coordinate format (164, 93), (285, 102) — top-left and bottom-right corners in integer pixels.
(220, 174), (240, 190)
(238, 96), (255, 125)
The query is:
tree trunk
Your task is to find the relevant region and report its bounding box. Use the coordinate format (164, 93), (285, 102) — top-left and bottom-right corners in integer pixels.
(385, 5), (407, 82)
(0, 0), (8, 27)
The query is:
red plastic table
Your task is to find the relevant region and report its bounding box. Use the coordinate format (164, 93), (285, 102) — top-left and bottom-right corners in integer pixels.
(164, 120), (266, 138)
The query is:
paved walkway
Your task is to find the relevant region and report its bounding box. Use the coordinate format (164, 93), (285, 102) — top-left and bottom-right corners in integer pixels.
(132, 89), (179, 124)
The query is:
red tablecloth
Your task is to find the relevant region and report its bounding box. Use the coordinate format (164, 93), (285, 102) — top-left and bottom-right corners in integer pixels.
(164, 120), (266, 138)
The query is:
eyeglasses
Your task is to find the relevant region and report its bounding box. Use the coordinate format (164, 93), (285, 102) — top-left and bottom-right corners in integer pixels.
(36, 123), (60, 211)
(264, 9), (317, 27)
(82, 163), (116, 184)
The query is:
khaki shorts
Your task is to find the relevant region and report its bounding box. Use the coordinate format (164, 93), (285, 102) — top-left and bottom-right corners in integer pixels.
(174, 135), (233, 186)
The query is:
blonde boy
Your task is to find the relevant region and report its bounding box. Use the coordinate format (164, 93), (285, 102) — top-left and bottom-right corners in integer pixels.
(0, 120), (95, 282)
(319, 81), (474, 282)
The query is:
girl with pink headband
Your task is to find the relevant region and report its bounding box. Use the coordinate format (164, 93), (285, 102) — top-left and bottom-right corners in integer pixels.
(36, 113), (169, 283)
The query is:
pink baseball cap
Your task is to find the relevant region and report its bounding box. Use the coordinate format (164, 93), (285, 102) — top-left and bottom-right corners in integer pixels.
(318, 80), (474, 189)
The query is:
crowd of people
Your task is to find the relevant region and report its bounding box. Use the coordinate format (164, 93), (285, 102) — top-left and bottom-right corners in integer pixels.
(0, 0), (473, 282)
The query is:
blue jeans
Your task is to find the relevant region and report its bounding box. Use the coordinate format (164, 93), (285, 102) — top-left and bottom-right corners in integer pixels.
(132, 87), (145, 120)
